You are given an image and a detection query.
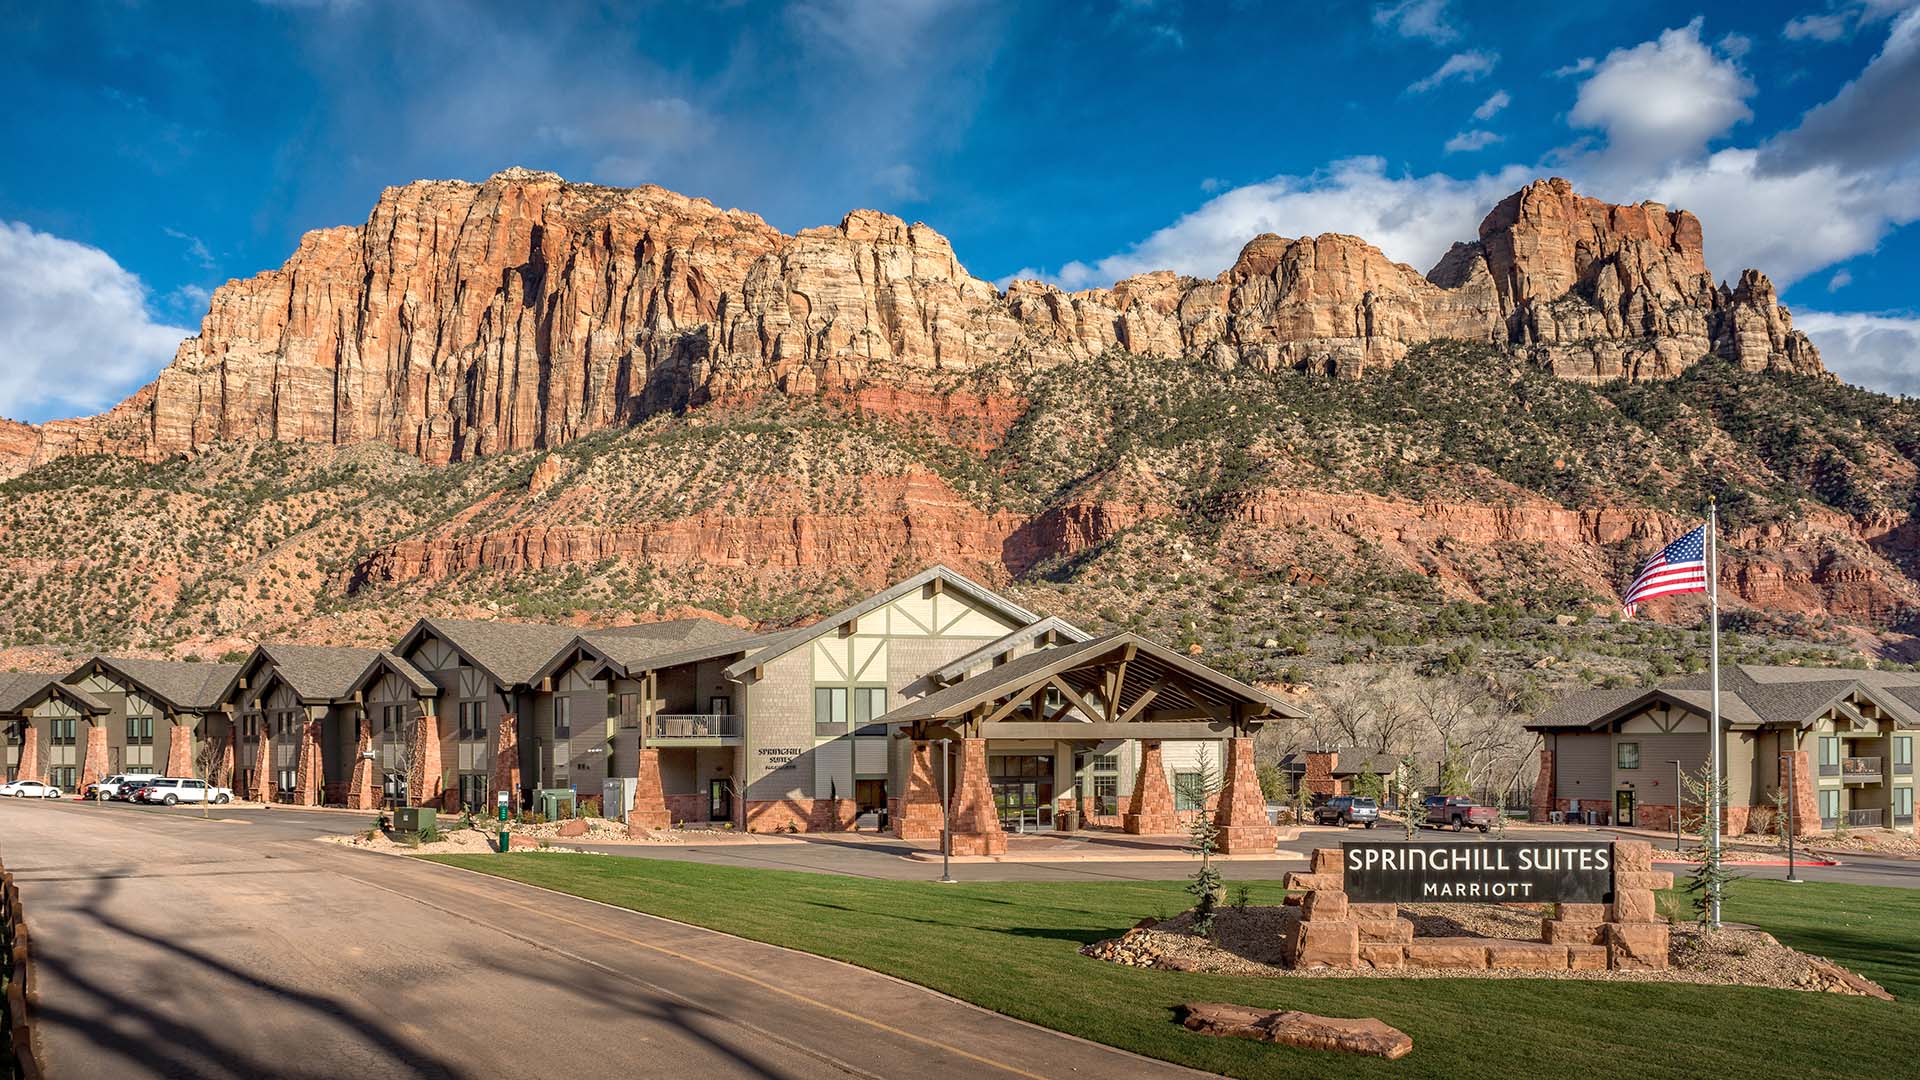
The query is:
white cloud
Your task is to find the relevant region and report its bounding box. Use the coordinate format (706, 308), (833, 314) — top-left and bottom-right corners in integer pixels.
(1372, 0), (1457, 43)
(1568, 18), (1754, 167)
(1444, 129), (1504, 153)
(787, 0), (972, 68)
(1199, 176), (1226, 193)
(1552, 56), (1596, 78)
(1828, 268), (1854, 290)
(1022, 157), (1531, 290)
(1785, 12), (1851, 42)
(1794, 311), (1920, 394)
(1472, 90), (1510, 119)
(1764, 5), (1920, 174)
(163, 227), (215, 270)
(0, 222), (188, 423)
(1718, 32), (1754, 59)
(1409, 50), (1498, 92)
(873, 163), (924, 201)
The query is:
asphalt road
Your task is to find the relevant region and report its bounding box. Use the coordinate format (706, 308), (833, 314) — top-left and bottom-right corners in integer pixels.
(0, 799), (1207, 1080)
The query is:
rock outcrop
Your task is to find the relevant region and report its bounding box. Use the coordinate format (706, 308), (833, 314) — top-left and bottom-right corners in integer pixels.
(9, 171), (1823, 473)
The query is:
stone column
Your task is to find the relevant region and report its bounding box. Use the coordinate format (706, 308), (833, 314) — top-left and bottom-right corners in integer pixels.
(1214, 738), (1279, 853)
(164, 718), (196, 778)
(209, 734), (235, 788)
(1778, 749), (1819, 836)
(492, 713), (521, 811)
(1530, 746), (1555, 823)
(405, 710), (442, 808)
(13, 720), (43, 784)
(1123, 740), (1181, 835)
(79, 721), (110, 793)
(292, 718), (325, 806)
(946, 737), (1006, 855)
(892, 739), (944, 840)
(629, 748), (670, 830)
(345, 714), (377, 811)
(249, 728), (274, 802)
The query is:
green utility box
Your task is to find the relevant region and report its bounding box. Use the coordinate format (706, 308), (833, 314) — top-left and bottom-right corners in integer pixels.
(537, 788), (577, 820)
(393, 806), (436, 837)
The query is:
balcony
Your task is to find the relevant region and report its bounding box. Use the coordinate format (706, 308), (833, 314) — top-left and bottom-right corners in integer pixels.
(1841, 756), (1882, 782)
(646, 714), (742, 743)
(1844, 807), (1884, 828)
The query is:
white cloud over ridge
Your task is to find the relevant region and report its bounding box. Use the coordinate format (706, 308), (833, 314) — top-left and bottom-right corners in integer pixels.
(1794, 311), (1920, 395)
(1568, 18), (1754, 166)
(0, 221), (189, 423)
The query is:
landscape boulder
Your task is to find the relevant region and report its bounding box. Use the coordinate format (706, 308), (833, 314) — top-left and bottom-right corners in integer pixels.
(1180, 1003), (1413, 1059)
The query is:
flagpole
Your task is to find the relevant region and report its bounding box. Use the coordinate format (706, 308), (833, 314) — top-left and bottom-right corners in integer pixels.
(1707, 497), (1723, 929)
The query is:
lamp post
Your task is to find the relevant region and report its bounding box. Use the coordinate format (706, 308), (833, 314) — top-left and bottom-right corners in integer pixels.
(1668, 760), (1683, 852)
(938, 738), (956, 884)
(1785, 749), (1803, 883)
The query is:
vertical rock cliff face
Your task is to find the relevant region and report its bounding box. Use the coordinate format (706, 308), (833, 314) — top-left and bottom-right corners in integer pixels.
(9, 170), (1824, 474)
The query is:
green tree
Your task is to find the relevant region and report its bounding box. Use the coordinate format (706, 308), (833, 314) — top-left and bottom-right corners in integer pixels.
(1255, 762), (1285, 802)
(1183, 752), (1224, 937)
(1351, 770), (1385, 804)
(1439, 743), (1471, 798)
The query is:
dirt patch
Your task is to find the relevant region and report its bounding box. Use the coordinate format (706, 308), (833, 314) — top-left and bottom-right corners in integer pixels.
(1080, 905), (1891, 995)
(1731, 829), (1920, 859)
(325, 823), (595, 856)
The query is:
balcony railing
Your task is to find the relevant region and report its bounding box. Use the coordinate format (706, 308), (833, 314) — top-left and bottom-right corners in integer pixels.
(1845, 807), (1883, 828)
(1841, 756), (1881, 779)
(647, 714), (741, 740)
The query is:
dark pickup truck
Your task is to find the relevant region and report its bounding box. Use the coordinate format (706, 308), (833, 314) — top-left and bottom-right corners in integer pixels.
(1423, 795), (1499, 832)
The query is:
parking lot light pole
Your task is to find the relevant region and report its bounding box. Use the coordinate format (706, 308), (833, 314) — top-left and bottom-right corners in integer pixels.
(938, 739), (956, 884)
(1669, 760), (1683, 852)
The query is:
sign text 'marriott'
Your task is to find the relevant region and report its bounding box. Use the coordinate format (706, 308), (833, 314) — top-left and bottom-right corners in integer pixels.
(1341, 841), (1616, 904)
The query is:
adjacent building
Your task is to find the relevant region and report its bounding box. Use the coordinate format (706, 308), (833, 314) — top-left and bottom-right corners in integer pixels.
(1527, 665), (1920, 836)
(1, 672), (108, 790)
(62, 656), (241, 786)
(216, 645), (387, 805)
(1278, 746), (1398, 801)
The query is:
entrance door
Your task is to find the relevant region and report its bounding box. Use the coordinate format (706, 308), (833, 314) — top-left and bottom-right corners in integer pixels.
(988, 755), (1055, 831)
(1615, 789), (1634, 828)
(708, 779), (731, 823)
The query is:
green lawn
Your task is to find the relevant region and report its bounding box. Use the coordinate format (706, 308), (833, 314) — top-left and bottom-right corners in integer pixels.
(427, 853), (1917, 1079)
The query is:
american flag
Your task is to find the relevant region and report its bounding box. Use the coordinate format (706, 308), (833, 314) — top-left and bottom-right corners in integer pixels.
(1622, 523), (1709, 616)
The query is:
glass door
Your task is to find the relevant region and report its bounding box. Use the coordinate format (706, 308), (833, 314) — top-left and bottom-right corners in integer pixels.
(1614, 789), (1634, 827)
(988, 755), (1055, 831)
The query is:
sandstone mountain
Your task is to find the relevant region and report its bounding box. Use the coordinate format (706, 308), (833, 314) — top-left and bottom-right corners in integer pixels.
(2, 171), (1903, 695)
(7, 171), (1821, 475)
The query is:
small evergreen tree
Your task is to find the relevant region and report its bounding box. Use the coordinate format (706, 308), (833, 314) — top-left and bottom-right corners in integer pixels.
(1398, 754), (1423, 839)
(1439, 741), (1471, 797)
(1679, 764), (1735, 929)
(1184, 752), (1224, 936)
(1351, 770), (1385, 804)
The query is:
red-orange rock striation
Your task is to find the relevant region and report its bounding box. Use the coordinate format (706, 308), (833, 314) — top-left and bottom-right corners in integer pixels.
(9, 172), (1822, 475)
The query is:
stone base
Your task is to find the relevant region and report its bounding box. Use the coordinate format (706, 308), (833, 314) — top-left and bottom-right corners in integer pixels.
(1215, 824), (1280, 854)
(1123, 812), (1182, 835)
(946, 829), (1009, 856)
(744, 798), (856, 833)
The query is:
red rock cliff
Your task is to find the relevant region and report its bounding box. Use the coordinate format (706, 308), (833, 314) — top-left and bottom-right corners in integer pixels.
(13, 171), (1823, 472)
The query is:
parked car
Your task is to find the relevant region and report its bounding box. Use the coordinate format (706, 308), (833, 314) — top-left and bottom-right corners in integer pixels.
(132, 778), (231, 805)
(1424, 795), (1499, 832)
(1314, 795), (1379, 828)
(0, 779), (64, 799)
(90, 773), (161, 801)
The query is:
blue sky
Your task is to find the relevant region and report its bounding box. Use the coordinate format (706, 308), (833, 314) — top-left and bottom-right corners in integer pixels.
(2, 0), (1917, 422)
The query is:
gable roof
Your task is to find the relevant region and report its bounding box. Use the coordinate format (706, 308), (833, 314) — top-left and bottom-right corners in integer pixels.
(344, 651), (437, 698)
(0, 672), (108, 715)
(1526, 663), (1920, 731)
(1277, 747), (1398, 776)
(533, 620), (760, 684)
(876, 632), (1305, 727)
(722, 566), (1043, 681)
(930, 616), (1092, 686)
(396, 618), (585, 689)
(225, 645), (388, 705)
(70, 655), (242, 712)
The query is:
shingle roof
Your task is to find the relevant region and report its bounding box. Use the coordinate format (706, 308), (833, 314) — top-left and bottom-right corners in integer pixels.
(408, 619), (585, 688)
(877, 632), (1303, 726)
(930, 616), (1092, 686)
(722, 566), (1043, 681)
(580, 625), (778, 680)
(245, 645), (389, 703)
(0, 672), (107, 715)
(346, 651), (437, 697)
(76, 656), (242, 711)
(1278, 747), (1398, 776)
(1526, 663), (1920, 731)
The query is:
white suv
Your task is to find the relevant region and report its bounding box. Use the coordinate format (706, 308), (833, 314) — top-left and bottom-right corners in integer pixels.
(132, 778), (233, 806)
(91, 773), (161, 800)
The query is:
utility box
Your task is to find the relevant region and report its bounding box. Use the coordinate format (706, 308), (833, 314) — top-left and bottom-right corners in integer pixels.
(536, 788), (577, 820)
(393, 807), (436, 837)
(602, 779), (634, 824)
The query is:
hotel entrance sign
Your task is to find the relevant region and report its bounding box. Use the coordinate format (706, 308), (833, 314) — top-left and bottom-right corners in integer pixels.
(1342, 841), (1615, 903)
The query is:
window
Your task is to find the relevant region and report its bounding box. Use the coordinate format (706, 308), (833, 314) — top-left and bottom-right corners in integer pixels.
(814, 687), (848, 737)
(277, 767), (295, 794)
(126, 715), (154, 745)
(1173, 770), (1207, 813)
(1895, 786), (1913, 824)
(1616, 742), (1640, 770)
(458, 772), (490, 810)
(1087, 752), (1119, 815)
(851, 687), (887, 728)
(51, 719), (76, 746)
(51, 767), (77, 789)
(553, 696), (572, 740)
(709, 696), (732, 716)
(1820, 736), (1841, 767)
(382, 704), (405, 735)
(617, 692), (639, 727)
(1819, 788), (1841, 823)
(458, 701), (486, 740)
(1896, 736), (1913, 775)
